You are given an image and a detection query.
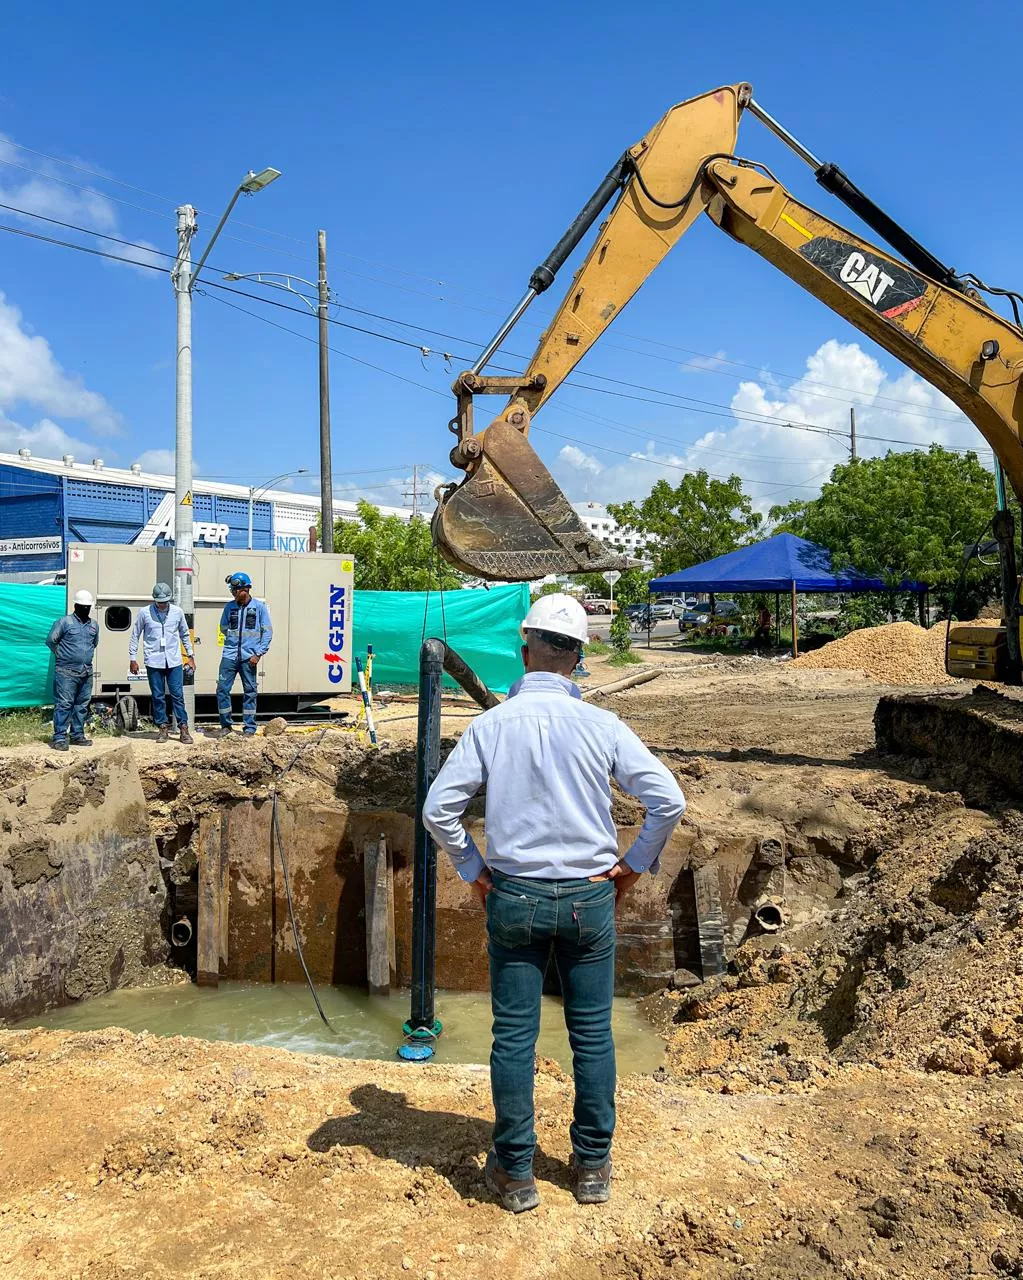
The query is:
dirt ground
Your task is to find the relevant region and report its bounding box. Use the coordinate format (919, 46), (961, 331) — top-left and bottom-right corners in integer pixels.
(3, 643), (1023, 1278)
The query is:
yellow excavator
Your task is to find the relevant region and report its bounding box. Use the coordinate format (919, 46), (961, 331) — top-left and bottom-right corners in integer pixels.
(432, 82), (1023, 680)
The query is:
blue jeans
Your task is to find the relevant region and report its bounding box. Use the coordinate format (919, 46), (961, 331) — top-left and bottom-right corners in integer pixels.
(217, 656), (258, 731)
(486, 869), (617, 1179)
(147, 664), (187, 728)
(52, 666), (93, 742)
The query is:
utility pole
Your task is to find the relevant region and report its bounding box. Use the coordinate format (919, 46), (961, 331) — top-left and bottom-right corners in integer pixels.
(171, 168), (280, 731)
(403, 464), (422, 517)
(318, 230), (333, 554)
(172, 205), (198, 726)
(849, 406), (857, 461)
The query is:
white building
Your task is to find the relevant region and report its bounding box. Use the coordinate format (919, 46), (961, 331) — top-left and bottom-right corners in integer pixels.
(571, 502), (652, 566)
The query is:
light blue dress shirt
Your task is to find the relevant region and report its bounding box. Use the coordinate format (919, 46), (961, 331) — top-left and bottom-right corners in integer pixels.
(128, 603), (193, 669)
(422, 670), (686, 882)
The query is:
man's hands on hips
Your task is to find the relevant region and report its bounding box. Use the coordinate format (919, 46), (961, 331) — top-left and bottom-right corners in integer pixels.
(591, 860), (641, 906)
(471, 869), (493, 908)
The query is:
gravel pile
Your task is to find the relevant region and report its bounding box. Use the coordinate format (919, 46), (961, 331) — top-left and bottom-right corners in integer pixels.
(792, 620), (956, 686)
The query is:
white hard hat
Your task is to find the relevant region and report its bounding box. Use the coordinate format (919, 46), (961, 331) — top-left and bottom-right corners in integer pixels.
(520, 593), (589, 646)
(73, 589), (94, 607)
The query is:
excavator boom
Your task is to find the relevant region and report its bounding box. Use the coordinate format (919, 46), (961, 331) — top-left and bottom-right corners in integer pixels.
(433, 84), (1023, 605)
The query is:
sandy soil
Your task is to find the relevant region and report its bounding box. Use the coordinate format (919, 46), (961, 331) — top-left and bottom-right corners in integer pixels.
(4, 643), (1023, 1277)
(2, 1027), (1021, 1280)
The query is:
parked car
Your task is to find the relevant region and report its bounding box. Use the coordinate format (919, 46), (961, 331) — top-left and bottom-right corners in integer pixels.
(582, 596), (617, 615)
(679, 607), (710, 628)
(651, 601), (674, 620)
(623, 603), (648, 619)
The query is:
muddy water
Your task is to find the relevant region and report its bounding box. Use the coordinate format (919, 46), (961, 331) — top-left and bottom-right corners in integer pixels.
(22, 982), (665, 1073)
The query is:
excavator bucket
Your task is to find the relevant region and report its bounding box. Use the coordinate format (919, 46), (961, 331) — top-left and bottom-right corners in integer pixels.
(433, 421), (639, 580)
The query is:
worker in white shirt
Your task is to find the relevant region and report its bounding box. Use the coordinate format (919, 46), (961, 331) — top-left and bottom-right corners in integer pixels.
(128, 582), (195, 743)
(423, 593), (686, 1213)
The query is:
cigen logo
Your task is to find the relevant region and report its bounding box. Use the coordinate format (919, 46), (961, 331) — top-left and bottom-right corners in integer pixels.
(324, 583), (346, 684)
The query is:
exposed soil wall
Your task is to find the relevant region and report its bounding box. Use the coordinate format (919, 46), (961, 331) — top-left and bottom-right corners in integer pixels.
(0, 746), (167, 1022)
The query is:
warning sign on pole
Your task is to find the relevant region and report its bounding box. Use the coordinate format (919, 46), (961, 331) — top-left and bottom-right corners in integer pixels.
(181, 490), (193, 507)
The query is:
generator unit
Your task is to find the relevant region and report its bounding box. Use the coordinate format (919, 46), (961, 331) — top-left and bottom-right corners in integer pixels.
(66, 543), (354, 713)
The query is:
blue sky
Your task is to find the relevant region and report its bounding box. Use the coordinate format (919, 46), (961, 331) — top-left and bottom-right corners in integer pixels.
(0, 1), (1019, 516)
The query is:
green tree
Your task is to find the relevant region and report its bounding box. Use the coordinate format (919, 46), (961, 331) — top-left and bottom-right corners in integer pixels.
(768, 446), (1000, 610)
(609, 604), (633, 656)
(332, 500), (464, 592)
(608, 472), (763, 577)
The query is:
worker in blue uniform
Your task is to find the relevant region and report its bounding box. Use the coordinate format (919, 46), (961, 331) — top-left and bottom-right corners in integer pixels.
(211, 572), (272, 736)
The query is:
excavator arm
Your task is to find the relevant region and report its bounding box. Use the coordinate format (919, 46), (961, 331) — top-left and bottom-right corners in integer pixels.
(433, 83), (1023, 591)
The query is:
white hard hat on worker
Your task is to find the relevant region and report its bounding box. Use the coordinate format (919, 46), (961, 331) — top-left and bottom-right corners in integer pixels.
(73, 589), (94, 607)
(520, 593), (589, 647)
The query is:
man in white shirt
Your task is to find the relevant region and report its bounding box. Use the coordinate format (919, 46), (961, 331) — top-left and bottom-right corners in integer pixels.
(128, 582), (195, 743)
(423, 594), (686, 1213)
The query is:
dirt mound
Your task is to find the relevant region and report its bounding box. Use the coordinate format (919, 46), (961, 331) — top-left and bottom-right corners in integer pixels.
(663, 773), (1023, 1085)
(792, 620), (955, 685)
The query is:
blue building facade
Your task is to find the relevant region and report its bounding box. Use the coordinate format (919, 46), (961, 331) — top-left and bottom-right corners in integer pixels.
(0, 463), (274, 576)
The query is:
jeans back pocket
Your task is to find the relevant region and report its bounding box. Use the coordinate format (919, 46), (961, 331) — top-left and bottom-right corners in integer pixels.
(487, 887), (538, 949)
(572, 884), (615, 946)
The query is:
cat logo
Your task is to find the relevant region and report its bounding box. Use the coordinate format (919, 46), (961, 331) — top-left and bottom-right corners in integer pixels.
(838, 252), (896, 306)
(800, 236), (927, 321)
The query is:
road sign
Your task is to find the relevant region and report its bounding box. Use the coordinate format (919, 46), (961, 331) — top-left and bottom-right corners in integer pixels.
(602, 570), (622, 585)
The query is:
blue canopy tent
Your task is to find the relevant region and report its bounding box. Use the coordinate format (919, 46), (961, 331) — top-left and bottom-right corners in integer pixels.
(648, 533), (926, 655)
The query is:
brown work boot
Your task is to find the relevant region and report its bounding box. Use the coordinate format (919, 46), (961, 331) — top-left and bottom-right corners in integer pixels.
(178, 725), (193, 745)
(573, 1156), (612, 1205)
(157, 725), (169, 743)
(484, 1149), (539, 1213)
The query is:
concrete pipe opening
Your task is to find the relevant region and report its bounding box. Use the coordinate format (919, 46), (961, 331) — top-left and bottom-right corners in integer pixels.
(170, 917), (194, 948)
(752, 901), (785, 933)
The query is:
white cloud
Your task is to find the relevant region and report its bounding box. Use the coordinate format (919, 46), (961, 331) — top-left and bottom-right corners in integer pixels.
(558, 444), (602, 477)
(550, 339), (989, 513)
(0, 292), (120, 433)
(682, 350), (729, 374)
(132, 448), (203, 476)
(0, 135), (164, 275)
(0, 413), (97, 460)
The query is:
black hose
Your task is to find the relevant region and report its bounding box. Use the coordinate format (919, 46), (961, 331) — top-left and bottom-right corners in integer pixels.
(270, 790), (336, 1032)
(944, 515), (995, 660)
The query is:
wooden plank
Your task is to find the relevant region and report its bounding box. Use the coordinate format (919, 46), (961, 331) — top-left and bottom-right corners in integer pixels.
(386, 836), (396, 989)
(693, 863), (727, 980)
(218, 810), (230, 967)
(364, 834), (391, 997)
(196, 815), (221, 988)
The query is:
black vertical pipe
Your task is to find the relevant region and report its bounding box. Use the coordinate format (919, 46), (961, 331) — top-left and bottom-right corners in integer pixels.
(410, 638), (444, 1031)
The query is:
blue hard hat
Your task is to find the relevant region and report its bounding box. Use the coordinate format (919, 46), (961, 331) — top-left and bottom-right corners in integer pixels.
(225, 571), (252, 589)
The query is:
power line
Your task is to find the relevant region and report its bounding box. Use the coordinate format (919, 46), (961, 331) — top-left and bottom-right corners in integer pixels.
(199, 286), (832, 493)
(0, 220), (168, 273)
(0, 198), (973, 444)
(336, 297), (965, 423)
(0, 139), (1000, 423)
(0, 209), (985, 456)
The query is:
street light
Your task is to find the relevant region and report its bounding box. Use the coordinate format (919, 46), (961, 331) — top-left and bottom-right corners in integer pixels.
(222, 229), (333, 557)
(248, 469), (309, 550)
(172, 166), (281, 726)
